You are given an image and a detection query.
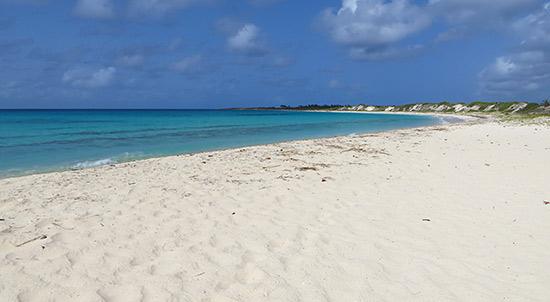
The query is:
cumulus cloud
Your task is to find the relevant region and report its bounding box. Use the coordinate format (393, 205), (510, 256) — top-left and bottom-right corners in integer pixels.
(317, 0), (431, 60)
(227, 23), (268, 56)
(478, 52), (549, 96)
(73, 0), (114, 19)
(62, 67), (116, 88)
(319, 0), (431, 47)
(478, 3), (550, 97)
(317, 0), (544, 61)
(512, 2), (550, 51)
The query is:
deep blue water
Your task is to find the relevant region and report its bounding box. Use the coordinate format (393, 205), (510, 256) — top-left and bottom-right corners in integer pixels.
(0, 110), (447, 178)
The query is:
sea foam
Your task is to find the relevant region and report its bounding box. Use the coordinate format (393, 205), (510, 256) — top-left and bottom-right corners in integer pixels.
(70, 152), (147, 170)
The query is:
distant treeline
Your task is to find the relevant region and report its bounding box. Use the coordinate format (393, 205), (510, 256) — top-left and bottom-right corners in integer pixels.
(278, 104), (346, 110)
(226, 100), (550, 114)
(338, 100), (550, 114)
(227, 104), (347, 111)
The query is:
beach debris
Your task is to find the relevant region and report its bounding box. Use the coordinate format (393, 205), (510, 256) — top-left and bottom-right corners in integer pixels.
(194, 272), (205, 277)
(0, 218), (5, 222)
(543, 201), (550, 205)
(16, 235), (47, 247)
(232, 212), (236, 215)
(266, 157), (271, 160)
(297, 167), (318, 171)
(322, 179), (327, 182)
(422, 218), (431, 222)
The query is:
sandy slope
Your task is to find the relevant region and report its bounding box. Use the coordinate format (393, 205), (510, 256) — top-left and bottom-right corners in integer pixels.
(1, 118), (549, 301)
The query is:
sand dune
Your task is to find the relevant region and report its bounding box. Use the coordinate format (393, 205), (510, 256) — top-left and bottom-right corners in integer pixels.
(1, 118), (550, 301)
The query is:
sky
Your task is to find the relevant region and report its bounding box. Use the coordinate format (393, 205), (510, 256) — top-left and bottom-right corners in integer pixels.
(0, 0), (549, 109)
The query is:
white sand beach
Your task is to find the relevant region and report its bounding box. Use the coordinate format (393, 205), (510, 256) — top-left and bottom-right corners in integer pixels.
(1, 117), (550, 301)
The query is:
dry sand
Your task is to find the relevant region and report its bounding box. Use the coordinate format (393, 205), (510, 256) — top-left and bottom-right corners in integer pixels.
(1, 117), (550, 301)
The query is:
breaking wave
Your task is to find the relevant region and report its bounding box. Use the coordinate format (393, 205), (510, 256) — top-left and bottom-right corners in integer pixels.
(70, 152), (148, 170)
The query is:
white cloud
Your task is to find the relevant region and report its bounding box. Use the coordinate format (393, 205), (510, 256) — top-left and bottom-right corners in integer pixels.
(317, 0), (431, 61)
(62, 67), (116, 88)
(318, 0), (432, 47)
(478, 3), (550, 97)
(512, 2), (550, 51)
(227, 24), (268, 56)
(317, 0), (544, 62)
(73, 0), (114, 19)
(478, 52), (550, 96)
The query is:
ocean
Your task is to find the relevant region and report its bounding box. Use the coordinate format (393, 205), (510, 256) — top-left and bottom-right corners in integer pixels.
(0, 110), (450, 178)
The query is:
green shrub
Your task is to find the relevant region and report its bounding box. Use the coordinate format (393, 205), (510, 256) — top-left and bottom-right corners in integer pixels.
(517, 103), (541, 113)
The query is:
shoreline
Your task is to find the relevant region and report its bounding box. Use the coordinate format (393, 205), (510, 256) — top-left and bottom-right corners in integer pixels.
(1, 117), (549, 301)
(1, 111), (469, 180)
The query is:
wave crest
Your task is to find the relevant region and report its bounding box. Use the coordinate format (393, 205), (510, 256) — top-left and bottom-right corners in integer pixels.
(70, 152), (147, 170)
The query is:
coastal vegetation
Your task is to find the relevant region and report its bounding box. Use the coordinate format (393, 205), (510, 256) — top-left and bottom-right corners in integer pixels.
(231, 100), (550, 115)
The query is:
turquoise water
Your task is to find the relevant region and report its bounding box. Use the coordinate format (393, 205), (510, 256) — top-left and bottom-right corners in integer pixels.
(0, 110), (446, 178)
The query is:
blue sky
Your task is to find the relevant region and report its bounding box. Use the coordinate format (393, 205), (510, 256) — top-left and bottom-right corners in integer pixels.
(1, 0), (549, 109)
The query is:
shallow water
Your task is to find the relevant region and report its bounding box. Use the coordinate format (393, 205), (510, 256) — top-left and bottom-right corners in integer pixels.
(0, 110), (444, 178)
